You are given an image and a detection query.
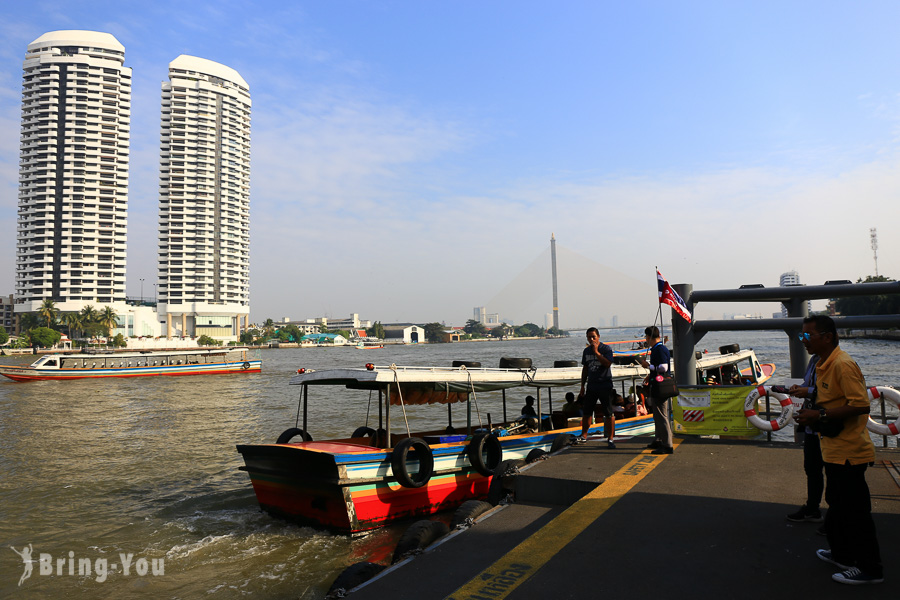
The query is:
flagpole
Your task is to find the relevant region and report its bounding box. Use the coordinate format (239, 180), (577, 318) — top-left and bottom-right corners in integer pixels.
(655, 266), (664, 333)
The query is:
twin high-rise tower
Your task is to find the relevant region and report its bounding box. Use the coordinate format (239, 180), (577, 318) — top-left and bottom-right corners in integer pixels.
(14, 30), (251, 340)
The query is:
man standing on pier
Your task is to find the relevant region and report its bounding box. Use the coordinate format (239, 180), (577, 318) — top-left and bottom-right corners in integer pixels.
(796, 315), (883, 585)
(577, 328), (616, 448)
(636, 326), (673, 454)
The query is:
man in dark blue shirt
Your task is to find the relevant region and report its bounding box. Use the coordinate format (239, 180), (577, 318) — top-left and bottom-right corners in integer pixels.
(636, 326), (674, 454)
(578, 327), (616, 448)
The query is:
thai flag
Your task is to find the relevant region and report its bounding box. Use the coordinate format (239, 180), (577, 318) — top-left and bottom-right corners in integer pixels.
(657, 270), (692, 323)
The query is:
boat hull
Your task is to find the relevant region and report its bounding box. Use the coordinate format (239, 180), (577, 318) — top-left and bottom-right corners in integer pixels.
(0, 360), (262, 381)
(237, 414), (655, 534)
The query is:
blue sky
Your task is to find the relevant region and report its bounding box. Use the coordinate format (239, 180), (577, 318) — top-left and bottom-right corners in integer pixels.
(1, 1), (898, 327)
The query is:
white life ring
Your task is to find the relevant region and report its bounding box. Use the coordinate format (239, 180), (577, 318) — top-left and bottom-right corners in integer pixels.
(743, 385), (793, 431)
(866, 386), (900, 436)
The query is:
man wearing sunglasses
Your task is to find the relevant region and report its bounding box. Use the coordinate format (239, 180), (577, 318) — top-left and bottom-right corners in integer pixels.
(794, 315), (882, 585)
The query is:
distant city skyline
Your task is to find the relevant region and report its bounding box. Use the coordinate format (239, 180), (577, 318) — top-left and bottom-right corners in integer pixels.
(1, 2), (896, 327)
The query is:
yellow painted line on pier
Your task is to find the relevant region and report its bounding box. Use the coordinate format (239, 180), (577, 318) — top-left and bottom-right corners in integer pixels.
(444, 441), (680, 600)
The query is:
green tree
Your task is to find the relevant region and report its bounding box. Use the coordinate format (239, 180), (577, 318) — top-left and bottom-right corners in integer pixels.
(197, 335), (221, 346)
(275, 329), (290, 342)
(370, 321), (386, 339)
(83, 321), (108, 341)
(80, 304), (99, 323)
(99, 306), (118, 337)
(547, 326), (568, 337)
(282, 324), (302, 343)
(62, 312), (83, 339)
(112, 333), (127, 348)
(422, 322), (445, 342)
(29, 327), (62, 348)
(515, 322), (544, 338)
(464, 319), (486, 337)
(18, 313), (38, 332)
(835, 275), (900, 316)
(38, 299), (59, 328)
(490, 323), (511, 339)
(0, 327), (8, 345)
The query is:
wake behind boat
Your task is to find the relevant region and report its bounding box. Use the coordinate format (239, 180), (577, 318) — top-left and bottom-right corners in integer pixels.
(0, 346), (262, 381)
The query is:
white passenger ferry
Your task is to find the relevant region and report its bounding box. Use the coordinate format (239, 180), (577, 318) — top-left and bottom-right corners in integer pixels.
(0, 347), (261, 381)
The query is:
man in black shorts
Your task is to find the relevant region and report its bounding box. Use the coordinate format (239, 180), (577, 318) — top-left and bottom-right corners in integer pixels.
(577, 327), (616, 448)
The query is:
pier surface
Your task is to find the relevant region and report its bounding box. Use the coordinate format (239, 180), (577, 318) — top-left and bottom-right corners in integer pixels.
(348, 436), (900, 599)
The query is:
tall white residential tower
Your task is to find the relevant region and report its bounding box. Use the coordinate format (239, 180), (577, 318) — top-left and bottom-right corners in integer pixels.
(15, 31), (131, 314)
(158, 55), (251, 340)
(779, 270), (811, 317)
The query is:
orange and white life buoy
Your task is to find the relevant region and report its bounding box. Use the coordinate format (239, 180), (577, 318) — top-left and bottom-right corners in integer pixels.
(866, 386), (900, 436)
(743, 385), (793, 431)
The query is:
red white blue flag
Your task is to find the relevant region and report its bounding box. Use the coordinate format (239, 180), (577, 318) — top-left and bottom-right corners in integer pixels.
(657, 270), (692, 323)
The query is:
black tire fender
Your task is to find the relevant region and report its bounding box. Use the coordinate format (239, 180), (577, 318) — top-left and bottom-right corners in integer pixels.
(718, 344), (740, 355)
(275, 427), (312, 444)
(525, 448), (548, 463)
(241, 361), (250, 370)
(351, 426), (376, 438)
(499, 357), (532, 369)
(550, 433), (574, 453)
(391, 520), (450, 563)
(467, 431), (503, 476)
(450, 500), (494, 529)
(487, 459), (526, 505)
(452, 360), (482, 368)
(390, 437), (434, 488)
(327, 561), (386, 596)
(553, 360), (578, 368)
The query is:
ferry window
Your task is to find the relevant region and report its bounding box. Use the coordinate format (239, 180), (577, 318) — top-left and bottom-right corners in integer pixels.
(45, 360), (58, 367)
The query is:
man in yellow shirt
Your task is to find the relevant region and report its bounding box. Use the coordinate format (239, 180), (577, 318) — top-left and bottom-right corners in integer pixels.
(796, 315), (882, 585)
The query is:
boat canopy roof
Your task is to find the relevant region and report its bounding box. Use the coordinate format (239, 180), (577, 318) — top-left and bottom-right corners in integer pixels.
(46, 346), (251, 360)
(290, 363), (644, 394)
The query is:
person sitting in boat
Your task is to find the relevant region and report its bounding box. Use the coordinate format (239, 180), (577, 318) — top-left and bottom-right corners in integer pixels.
(562, 392), (582, 417)
(521, 396), (538, 418)
(723, 365), (742, 385)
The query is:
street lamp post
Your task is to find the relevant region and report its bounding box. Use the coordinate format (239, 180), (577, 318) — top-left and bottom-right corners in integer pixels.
(140, 278), (145, 304)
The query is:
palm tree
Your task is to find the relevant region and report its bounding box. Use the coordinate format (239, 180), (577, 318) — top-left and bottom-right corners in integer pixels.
(80, 304), (99, 325)
(18, 313), (38, 333)
(99, 306), (118, 338)
(62, 312), (83, 340)
(38, 299), (58, 328)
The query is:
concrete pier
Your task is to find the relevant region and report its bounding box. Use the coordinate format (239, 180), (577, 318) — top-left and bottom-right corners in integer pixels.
(346, 435), (900, 599)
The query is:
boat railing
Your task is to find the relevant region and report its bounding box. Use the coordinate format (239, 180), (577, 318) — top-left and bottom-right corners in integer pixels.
(755, 388), (898, 448)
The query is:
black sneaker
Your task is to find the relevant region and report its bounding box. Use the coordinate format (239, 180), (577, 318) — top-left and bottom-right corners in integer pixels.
(651, 447), (673, 455)
(832, 567), (884, 585)
(787, 505), (823, 522)
(816, 549), (852, 570)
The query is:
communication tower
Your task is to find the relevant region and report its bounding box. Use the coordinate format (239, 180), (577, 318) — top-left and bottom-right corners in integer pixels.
(870, 228), (879, 277)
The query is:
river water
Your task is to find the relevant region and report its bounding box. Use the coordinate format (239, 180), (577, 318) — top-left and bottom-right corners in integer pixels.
(1, 329), (897, 598)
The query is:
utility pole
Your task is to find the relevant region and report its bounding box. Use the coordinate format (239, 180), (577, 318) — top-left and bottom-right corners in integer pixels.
(870, 228), (879, 277)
